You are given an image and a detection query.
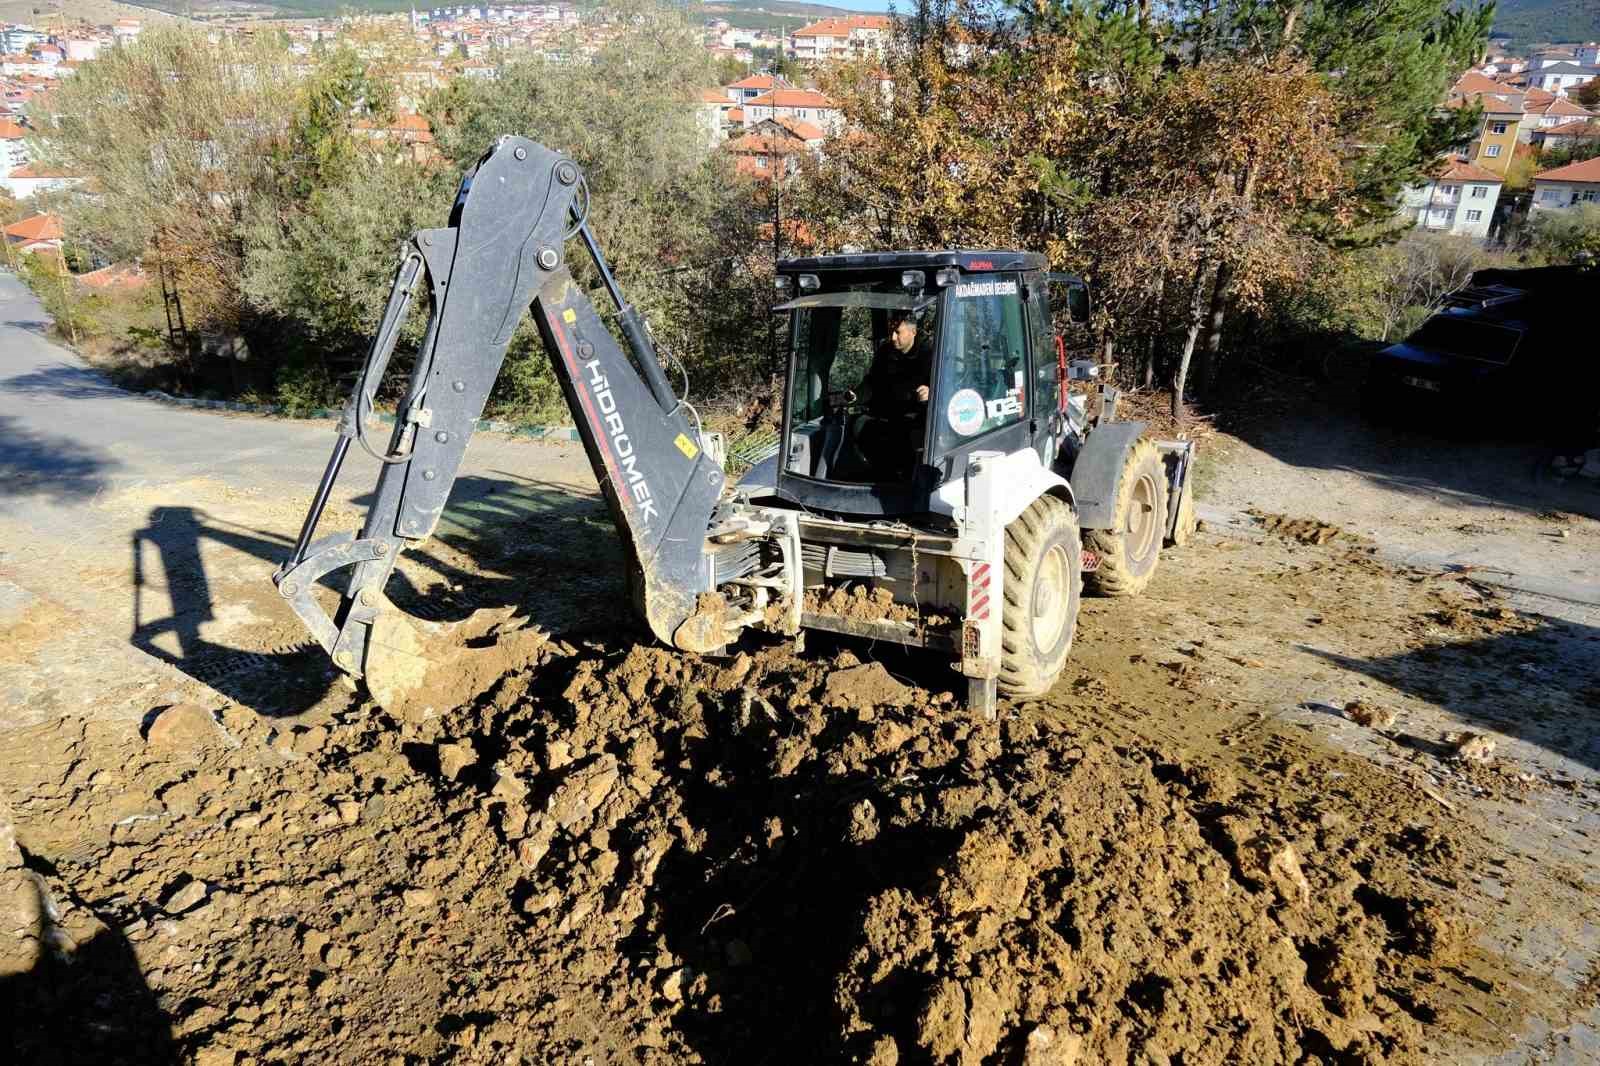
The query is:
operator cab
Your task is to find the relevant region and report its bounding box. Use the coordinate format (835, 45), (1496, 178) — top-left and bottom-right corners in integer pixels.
(760, 250), (1088, 519)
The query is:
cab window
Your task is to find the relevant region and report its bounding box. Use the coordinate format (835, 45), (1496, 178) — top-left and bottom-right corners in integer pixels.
(933, 275), (1027, 452)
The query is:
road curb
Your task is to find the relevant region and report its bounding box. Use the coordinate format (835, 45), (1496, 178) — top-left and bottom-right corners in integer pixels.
(141, 390), (581, 442)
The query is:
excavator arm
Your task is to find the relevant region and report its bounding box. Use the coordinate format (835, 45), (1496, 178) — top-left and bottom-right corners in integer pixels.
(273, 136), (791, 697)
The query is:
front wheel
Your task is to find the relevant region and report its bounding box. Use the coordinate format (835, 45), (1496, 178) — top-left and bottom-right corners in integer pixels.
(998, 495), (1083, 698)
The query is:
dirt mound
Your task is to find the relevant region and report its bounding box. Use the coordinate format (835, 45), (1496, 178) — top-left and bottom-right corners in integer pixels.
(1248, 509), (1343, 545)
(5, 629), (1500, 1064)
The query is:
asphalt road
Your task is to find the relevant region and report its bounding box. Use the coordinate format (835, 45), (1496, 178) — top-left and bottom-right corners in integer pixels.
(0, 269), (598, 726)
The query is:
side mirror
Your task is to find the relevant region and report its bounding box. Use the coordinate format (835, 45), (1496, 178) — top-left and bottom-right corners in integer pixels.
(1046, 272), (1092, 326)
(1064, 280), (1090, 325)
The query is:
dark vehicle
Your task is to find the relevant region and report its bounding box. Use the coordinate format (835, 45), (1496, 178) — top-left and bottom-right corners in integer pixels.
(1365, 265), (1599, 440)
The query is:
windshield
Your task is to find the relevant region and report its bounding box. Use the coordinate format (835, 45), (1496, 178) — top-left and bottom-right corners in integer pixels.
(1408, 315), (1523, 364)
(933, 276), (1028, 452)
(783, 282), (941, 484)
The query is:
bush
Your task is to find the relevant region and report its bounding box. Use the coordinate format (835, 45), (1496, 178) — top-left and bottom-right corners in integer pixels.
(273, 361), (338, 418)
(1525, 204), (1600, 265)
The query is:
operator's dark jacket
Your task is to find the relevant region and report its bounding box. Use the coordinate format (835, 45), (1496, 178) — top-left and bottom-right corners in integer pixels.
(863, 339), (932, 421)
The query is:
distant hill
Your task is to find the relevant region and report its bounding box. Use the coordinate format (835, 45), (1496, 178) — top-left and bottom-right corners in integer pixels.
(122, 0), (876, 23)
(1492, 0), (1600, 46)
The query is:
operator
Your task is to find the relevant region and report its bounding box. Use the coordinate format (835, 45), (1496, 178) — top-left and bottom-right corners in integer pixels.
(863, 311), (932, 419)
(854, 310), (932, 474)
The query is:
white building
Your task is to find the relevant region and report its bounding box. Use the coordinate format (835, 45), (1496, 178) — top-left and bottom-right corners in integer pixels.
(0, 163), (77, 201)
(0, 119), (28, 171)
(1400, 158), (1504, 241)
(790, 15), (890, 64)
(742, 89), (842, 134)
(1531, 156), (1600, 212)
(1530, 60), (1598, 95)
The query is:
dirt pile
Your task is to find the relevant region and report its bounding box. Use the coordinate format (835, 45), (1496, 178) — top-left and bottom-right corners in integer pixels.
(804, 585), (954, 629)
(4, 631), (1494, 1064)
(1248, 510), (1343, 545)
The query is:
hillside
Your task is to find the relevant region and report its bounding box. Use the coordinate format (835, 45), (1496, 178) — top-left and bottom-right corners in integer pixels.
(1492, 0), (1600, 46)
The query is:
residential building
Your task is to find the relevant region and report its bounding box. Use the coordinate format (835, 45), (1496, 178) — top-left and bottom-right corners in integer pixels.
(725, 126), (811, 180)
(724, 73), (790, 106)
(1, 163), (76, 200)
(0, 118), (27, 171)
(790, 16), (890, 64)
(352, 111), (438, 163)
(3, 212), (61, 256)
(75, 263), (148, 293)
(1531, 119), (1600, 154)
(696, 88), (734, 147)
(1529, 59), (1598, 95)
(1452, 89), (1522, 176)
(1531, 156), (1600, 212)
(1400, 158), (1504, 241)
(742, 89), (842, 134)
(1533, 96), (1595, 130)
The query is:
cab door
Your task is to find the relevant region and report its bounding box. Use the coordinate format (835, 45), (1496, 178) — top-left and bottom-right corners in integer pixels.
(928, 273), (1033, 486)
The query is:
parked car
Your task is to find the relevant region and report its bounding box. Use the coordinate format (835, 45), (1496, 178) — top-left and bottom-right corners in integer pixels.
(1365, 265), (1599, 444)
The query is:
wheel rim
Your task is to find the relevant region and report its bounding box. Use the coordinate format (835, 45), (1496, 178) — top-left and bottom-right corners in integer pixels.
(1127, 471), (1160, 562)
(1031, 543), (1070, 650)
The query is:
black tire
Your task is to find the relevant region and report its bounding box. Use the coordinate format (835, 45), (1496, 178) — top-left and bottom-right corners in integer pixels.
(1084, 437), (1169, 597)
(997, 495), (1083, 698)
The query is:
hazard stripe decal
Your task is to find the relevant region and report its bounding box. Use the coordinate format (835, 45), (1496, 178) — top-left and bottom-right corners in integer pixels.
(969, 563), (991, 620)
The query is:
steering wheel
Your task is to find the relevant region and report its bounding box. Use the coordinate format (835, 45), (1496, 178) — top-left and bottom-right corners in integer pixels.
(827, 388), (866, 412)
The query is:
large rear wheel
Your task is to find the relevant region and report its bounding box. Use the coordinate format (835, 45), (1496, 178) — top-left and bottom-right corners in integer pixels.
(1084, 437), (1169, 597)
(998, 495), (1083, 698)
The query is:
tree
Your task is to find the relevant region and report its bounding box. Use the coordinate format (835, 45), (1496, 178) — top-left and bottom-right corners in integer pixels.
(425, 0), (771, 411)
(27, 28), (305, 332)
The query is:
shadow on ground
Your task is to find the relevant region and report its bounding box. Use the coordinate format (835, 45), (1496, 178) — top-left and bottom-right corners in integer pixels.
(1305, 611), (1600, 775)
(126, 473), (626, 718)
(1216, 378), (1600, 522)
(1, 362), (128, 401)
(0, 413), (116, 504)
(1, 872), (176, 1066)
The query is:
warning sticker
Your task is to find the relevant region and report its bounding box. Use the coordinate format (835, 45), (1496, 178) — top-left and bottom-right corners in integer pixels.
(562, 308), (578, 324)
(954, 280), (1018, 299)
(946, 388), (985, 437)
(673, 433), (700, 459)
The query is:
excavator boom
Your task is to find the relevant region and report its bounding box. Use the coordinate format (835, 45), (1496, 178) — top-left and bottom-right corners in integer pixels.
(274, 137), (743, 693)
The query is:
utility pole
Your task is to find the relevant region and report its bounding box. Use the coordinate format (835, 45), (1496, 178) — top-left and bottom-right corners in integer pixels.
(768, 136), (781, 376)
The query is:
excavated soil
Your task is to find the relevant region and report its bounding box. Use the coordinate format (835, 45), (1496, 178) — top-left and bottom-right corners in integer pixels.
(6, 517), (1593, 1065)
(804, 585), (955, 630)
(4, 637), (1540, 1065)
(1248, 510), (1345, 546)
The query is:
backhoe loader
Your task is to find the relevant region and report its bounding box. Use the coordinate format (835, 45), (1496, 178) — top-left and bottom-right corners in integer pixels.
(273, 136), (1196, 715)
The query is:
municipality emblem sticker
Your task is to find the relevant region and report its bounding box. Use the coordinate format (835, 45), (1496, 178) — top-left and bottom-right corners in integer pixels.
(947, 388), (985, 437)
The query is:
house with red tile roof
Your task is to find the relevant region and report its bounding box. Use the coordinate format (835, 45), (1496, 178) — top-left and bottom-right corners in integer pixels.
(3, 212), (61, 255)
(1531, 156), (1600, 213)
(791, 15), (891, 64)
(1531, 119), (1600, 153)
(1399, 157), (1504, 240)
(75, 262), (149, 293)
(0, 116), (27, 170)
(724, 119), (824, 180)
(724, 73), (790, 105)
(1, 162), (78, 200)
(742, 89), (842, 134)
